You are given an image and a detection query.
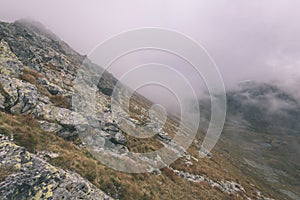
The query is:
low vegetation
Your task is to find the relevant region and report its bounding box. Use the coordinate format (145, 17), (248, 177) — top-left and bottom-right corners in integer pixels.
(20, 66), (45, 85)
(0, 111), (243, 200)
(19, 67), (71, 109)
(49, 95), (71, 109)
(0, 109), (281, 199)
(0, 82), (9, 99)
(0, 166), (17, 182)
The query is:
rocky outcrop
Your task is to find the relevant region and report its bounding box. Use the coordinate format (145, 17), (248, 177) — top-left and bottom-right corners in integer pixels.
(171, 168), (274, 200)
(0, 40), (23, 77)
(172, 168), (246, 194)
(0, 136), (113, 200)
(0, 74), (39, 114)
(37, 77), (64, 95)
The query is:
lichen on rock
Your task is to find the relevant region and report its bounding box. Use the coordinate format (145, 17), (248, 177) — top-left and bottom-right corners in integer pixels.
(0, 138), (113, 200)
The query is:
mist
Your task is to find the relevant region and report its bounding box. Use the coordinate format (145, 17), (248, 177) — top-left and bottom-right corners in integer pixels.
(1, 0), (300, 110)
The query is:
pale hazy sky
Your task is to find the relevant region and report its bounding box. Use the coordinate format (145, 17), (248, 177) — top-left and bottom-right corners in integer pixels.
(1, 0), (300, 109)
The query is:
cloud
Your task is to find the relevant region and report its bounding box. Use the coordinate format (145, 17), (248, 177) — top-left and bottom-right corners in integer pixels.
(1, 0), (300, 107)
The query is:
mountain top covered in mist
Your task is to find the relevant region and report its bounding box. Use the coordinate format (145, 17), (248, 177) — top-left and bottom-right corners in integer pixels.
(227, 80), (300, 135)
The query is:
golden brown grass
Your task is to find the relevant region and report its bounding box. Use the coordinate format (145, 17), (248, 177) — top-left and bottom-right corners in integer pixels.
(0, 111), (239, 200)
(20, 73), (37, 85)
(19, 67), (71, 109)
(0, 86), (279, 199)
(0, 82), (9, 100)
(0, 166), (17, 182)
(19, 66), (52, 98)
(49, 95), (71, 109)
(20, 67), (45, 85)
(0, 90), (279, 199)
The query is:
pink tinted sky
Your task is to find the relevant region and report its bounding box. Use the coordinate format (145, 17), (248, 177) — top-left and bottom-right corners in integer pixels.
(1, 0), (300, 109)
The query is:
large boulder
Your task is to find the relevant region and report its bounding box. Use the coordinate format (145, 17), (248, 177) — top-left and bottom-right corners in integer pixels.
(0, 139), (113, 200)
(34, 103), (87, 127)
(33, 103), (88, 139)
(0, 74), (39, 114)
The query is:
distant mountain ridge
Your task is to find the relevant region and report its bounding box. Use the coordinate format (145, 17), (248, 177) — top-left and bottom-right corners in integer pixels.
(226, 81), (300, 135)
(199, 80), (300, 135)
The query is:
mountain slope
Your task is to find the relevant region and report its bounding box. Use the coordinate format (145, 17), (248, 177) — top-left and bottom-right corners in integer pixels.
(0, 19), (282, 199)
(199, 81), (300, 199)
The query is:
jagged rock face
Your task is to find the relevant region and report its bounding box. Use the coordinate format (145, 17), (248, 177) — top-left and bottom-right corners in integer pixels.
(0, 19), (133, 167)
(0, 138), (112, 200)
(0, 47), (117, 195)
(0, 34), (124, 144)
(0, 74), (39, 114)
(0, 37), (86, 139)
(0, 19), (117, 95)
(0, 19), (82, 68)
(0, 40), (23, 77)
(0, 39), (46, 114)
(0, 18), (187, 178)
(0, 19), (76, 94)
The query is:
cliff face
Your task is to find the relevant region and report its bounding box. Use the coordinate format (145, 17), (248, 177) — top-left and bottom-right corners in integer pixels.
(0, 19), (281, 200)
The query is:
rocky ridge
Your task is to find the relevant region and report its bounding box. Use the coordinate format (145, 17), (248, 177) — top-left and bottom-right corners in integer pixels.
(0, 19), (278, 199)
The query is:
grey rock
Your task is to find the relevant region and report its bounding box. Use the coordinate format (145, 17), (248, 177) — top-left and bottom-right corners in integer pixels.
(0, 40), (23, 77)
(34, 103), (87, 128)
(0, 74), (39, 114)
(83, 133), (106, 149)
(101, 124), (119, 133)
(0, 93), (5, 110)
(37, 77), (64, 95)
(199, 146), (212, 158)
(110, 132), (127, 145)
(157, 132), (172, 143)
(172, 168), (247, 195)
(38, 120), (63, 132)
(33, 103), (87, 139)
(56, 129), (78, 140)
(0, 139), (113, 200)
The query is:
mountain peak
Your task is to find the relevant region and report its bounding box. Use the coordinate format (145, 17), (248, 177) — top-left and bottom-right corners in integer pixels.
(14, 18), (60, 41)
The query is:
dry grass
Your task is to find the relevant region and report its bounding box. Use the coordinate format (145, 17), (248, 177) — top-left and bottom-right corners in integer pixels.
(0, 88), (279, 199)
(20, 73), (37, 85)
(125, 93), (278, 199)
(0, 86), (279, 199)
(0, 111), (238, 200)
(0, 82), (9, 100)
(37, 85), (52, 97)
(22, 67), (45, 79)
(46, 63), (57, 70)
(19, 66), (52, 98)
(19, 67), (45, 85)
(0, 166), (17, 182)
(19, 67), (71, 109)
(49, 95), (71, 109)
